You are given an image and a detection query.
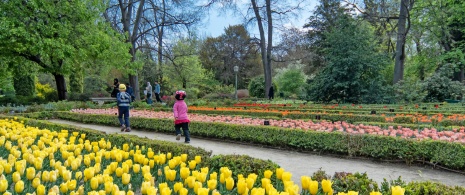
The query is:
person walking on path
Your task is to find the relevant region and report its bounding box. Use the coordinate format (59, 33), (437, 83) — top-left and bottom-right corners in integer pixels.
(173, 90), (190, 143)
(268, 86), (274, 100)
(146, 82), (153, 104)
(117, 84), (132, 132)
(126, 83), (135, 102)
(154, 81), (162, 103)
(111, 78), (120, 97)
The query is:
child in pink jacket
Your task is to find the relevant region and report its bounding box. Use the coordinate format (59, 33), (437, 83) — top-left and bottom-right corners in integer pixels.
(173, 90), (190, 143)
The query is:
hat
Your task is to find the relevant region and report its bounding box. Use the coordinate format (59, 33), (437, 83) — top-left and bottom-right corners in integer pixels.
(119, 84), (126, 90)
(175, 90), (187, 100)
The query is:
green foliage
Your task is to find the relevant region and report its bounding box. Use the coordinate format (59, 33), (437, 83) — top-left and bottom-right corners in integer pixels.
(332, 172), (379, 194)
(69, 69), (84, 93)
(248, 75), (278, 98)
(207, 154), (279, 181)
(394, 77), (427, 103)
(13, 74), (35, 96)
(404, 181), (465, 195)
(274, 62), (308, 98)
(422, 63), (465, 102)
(309, 17), (389, 104)
(35, 82), (58, 102)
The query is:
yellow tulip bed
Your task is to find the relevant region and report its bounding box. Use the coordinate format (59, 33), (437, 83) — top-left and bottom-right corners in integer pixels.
(0, 118), (408, 195)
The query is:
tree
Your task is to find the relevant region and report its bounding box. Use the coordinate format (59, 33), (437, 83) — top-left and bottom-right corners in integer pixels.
(204, 0), (305, 97)
(309, 16), (389, 103)
(274, 61), (308, 98)
(199, 25), (262, 89)
(0, 0), (131, 100)
(393, 0), (415, 84)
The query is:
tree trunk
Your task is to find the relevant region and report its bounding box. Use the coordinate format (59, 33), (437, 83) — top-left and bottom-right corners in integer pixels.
(265, 0), (272, 98)
(53, 73), (67, 100)
(393, 0), (408, 84)
(156, 0), (165, 83)
(251, 0), (270, 97)
(130, 46), (141, 100)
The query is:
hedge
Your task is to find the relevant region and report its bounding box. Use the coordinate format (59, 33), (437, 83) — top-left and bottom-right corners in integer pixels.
(25, 111), (465, 172)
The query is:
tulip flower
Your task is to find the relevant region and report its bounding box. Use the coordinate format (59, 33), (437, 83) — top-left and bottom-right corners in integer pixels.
(207, 179), (217, 190)
(276, 168), (284, 180)
(68, 180), (77, 191)
(321, 179), (332, 193)
(186, 176), (196, 189)
(127, 190), (135, 195)
(189, 160), (197, 170)
(91, 177), (99, 190)
(261, 178), (271, 189)
(309, 181), (318, 195)
(105, 181), (113, 194)
(42, 171), (50, 182)
(75, 171), (83, 180)
(246, 177), (255, 189)
(133, 164), (141, 173)
(181, 154), (188, 162)
(212, 190), (221, 195)
(161, 187), (172, 195)
(220, 173), (226, 184)
(60, 183), (69, 193)
(195, 156), (202, 164)
(237, 179), (248, 195)
(12, 171), (21, 182)
(391, 186), (405, 195)
(198, 187), (209, 195)
(15, 180), (24, 193)
(174, 182), (184, 193)
(370, 192), (382, 195)
(32, 178), (41, 188)
(210, 172), (218, 180)
(301, 176), (311, 191)
(180, 167), (190, 179)
(348, 191), (358, 195)
(116, 167), (123, 177)
(37, 184), (46, 195)
(197, 172), (207, 183)
(0, 179), (8, 192)
(282, 172), (292, 181)
(122, 173), (131, 184)
(225, 177), (235, 190)
(264, 170), (273, 179)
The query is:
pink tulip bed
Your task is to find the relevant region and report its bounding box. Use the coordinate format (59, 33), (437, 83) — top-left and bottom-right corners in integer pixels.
(71, 108), (465, 143)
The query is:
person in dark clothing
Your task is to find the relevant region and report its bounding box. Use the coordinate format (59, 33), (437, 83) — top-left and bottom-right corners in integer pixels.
(268, 86), (274, 100)
(111, 78), (120, 97)
(154, 81), (162, 103)
(125, 83), (135, 102)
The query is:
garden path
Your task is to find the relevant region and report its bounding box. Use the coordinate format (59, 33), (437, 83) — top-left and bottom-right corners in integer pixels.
(48, 119), (465, 187)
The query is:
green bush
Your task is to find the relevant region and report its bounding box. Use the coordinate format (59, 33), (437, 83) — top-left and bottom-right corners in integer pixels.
(404, 181), (465, 195)
(332, 172), (379, 194)
(248, 75), (277, 98)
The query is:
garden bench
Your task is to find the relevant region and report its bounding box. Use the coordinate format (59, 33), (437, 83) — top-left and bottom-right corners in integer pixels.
(90, 97), (116, 106)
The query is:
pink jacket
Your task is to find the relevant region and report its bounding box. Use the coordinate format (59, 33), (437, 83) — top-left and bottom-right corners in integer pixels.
(173, 100), (189, 124)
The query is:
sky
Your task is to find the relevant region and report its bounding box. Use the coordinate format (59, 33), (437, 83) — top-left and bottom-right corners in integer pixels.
(200, 1), (318, 39)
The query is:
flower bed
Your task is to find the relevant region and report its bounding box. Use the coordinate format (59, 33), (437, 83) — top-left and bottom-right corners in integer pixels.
(69, 109), (465, 143)
(0, 118), (421, 195)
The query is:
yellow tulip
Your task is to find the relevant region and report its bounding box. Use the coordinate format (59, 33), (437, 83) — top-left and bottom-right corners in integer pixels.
(370, 191), (382, 195)
(322, 179), (332, 193)
(309, 180), (318, 195)
(220, 173), (225, 184)
(195, 155), (202, 164)
(68, 180), (77, 191)
(180, 188), (188, 195)
(348, 191), (358, 195)
(12, 171), (21, 183)
(144, 173), (152, 181)
(252, 187), (266, 195)
(261, 178), (271, 189)
(210, 172), (218, 180)
(264, 170), (273, 179)
(127, 190), (135, 195)
(105, 181), (113, 194)
(15, 180), (24, 193)
(147, 186), (158, 195)
(133, 164), (141, 173)
(41, 171), (49, 182)
(167, 152), (172, 159)
(276, 168), (284, 180)
(180, 167), (190, 179)
(34, 160), (43, 170)
(91, 177), (99, 190)
(197, 172), (207, 183)
(123, 144), (129, 151)
(212, 189), (221, 195)
(75, 171), (83, 180)
(208, 179), (217, 190)
(84, 168), (95, 181)
(186, 176), (196, 189)
(391, 186), (405, 195)
(198, 187), (209, 195)
(189, 160), (197, 170)
(282, 172), (292, 181)
(174, 182), (184, 193)
(3, 163), (11, 174)
(37, 184), (46, 195)
(32, 177), (41, 188)
(194, 182), (202, 194)
(237, 179), (247, 195)
(0, 179), (8, 192)
(300, 176), (311, 191)
(60, 183), (69, 193)
(49, 170), (58, 182)
(122, 173), (131, 184)
(161, 187), (172, 195)
(149, 160), (155, 168)
(63, 170), (72, 181)
(116, 167), (123, 177)
(246, 178), (254, 190)
(225, 177), (235, 190)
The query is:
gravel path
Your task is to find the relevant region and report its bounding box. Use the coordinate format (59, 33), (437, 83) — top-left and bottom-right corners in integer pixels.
(48, 119), (465, 187)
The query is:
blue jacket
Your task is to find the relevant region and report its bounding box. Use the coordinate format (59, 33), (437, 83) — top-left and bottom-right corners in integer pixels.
(117, 92), (131, 107)
(154, 84), (160, 94)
